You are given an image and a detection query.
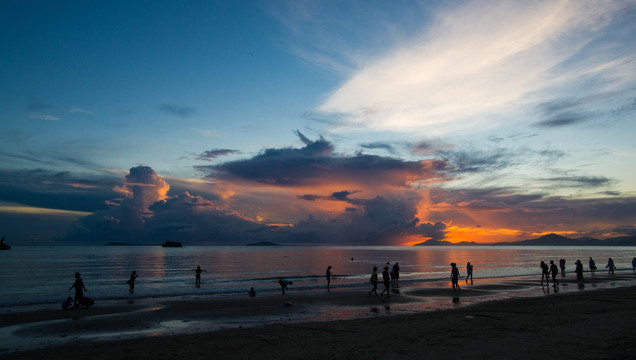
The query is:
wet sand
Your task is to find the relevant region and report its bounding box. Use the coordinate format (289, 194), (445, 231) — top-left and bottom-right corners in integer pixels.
(2, 274), (636, 359)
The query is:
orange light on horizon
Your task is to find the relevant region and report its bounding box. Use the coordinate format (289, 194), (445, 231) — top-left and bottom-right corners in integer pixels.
(443, 225), (522, 244)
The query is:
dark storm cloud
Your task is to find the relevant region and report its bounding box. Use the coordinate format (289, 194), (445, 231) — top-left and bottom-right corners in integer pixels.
(195, 149), (240, 161)
(331, 194), (447, 244)
(196, 131), (445, 186)
(157, 103), (196, 118)
(0, 168), (119, 212)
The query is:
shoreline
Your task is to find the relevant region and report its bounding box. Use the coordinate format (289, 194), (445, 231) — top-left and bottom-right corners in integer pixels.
(2, 273), (636, 359)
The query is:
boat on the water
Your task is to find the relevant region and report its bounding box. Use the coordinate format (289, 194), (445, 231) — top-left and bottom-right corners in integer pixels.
(0, 236), (10, 250)
(162, 240), (182, 248)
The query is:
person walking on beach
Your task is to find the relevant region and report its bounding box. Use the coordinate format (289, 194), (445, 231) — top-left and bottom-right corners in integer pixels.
(248, 287), (256, 297)
(549, 260), (559, 287)
(380, 266), (391, 297)
(465, 262), (474, 284)
(279, 279), (292, 295)
(391, 262), (400, 288)
(127, 270), (138, 294)
(606, 258), (615, 275)
(575, 260), (584, 281)
(368, 266), (379, 296)
(559, 259), (566, 276)
(326, 266), (332, 292)
(192, 266), (207, 288)
(632, 257), (636, 273)
(450, 263), (460, 292)
(68, 272), (87, 308)
(589, 257), (597, 276)
(540, 261), (549, 285)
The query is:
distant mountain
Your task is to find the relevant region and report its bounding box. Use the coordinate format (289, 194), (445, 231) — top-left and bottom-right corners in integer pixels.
(246, 241), (281, 246)
(413, 233), (636, 246)
(496, 233), (636, 246)
(414, 239), (479, 246)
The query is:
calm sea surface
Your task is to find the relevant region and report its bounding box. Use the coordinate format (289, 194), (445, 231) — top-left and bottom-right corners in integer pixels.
(1, 245), (634, 308)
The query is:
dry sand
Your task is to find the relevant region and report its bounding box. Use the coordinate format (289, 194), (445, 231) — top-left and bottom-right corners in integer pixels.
(2, 276), (636, 360)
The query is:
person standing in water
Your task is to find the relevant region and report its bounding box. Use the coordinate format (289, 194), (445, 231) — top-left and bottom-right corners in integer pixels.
(549, 260), (559, 287)
(68, 272), (87, 308)
(450, 263), (460, 292)
(589, 257), (597, 276)
(540, 261), (549, 285)
(391, 262), (400, 288)
(465, 262), (474, 284)
(127, 270), (138, 294)
(606, 258), (615, 275)
(368, 266), (379, 296)
(574, 260), (584, 281)
(326, 266), (332, 292)
(192, 266), (207, 288)
(380, 266), (391, 298)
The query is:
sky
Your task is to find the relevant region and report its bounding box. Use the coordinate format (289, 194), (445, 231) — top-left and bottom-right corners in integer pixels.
(1, 0), (635, 245)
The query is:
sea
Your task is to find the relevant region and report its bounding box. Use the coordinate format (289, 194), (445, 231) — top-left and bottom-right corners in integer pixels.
(1, 245), (635, 309)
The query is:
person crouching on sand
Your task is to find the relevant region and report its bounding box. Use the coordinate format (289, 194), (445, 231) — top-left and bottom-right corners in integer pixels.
(450, 263), (460, 292)
(279, 279), (292, 295)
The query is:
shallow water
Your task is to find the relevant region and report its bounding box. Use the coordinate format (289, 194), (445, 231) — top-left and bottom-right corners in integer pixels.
(1, 245), (634, 308)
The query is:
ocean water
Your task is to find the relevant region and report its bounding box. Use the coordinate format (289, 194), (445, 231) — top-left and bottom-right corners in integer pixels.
(1, 245), (634, 308)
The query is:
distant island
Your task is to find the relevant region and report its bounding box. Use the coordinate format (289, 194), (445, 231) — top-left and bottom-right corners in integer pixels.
(414, 233), (636, 246)
(162, 241), (183, 248)
(246, 241), (280, 246)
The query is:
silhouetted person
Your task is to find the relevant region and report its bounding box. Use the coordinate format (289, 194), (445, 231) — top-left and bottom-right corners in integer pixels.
(68, 272), (87, 308)
(450, 263), (460, 292)
(589, 257), (597, 275)
(127, 270), (138, 294)
(391, 263), (400, 288)
(248, 287), (256, 297)
(192, 266), (207, 288)
(279, 279), (292, 295)
(549, 260), (559, 287)
(465, 262), (473, 284)
(559, 259), (566, 276)
(540, 261), (549, 285)
(606, 258), (615, 275)
(380, 266), (391, 297)
(326, 266), (332, 292)
(632, 257), (636, 273)
(575, 260), (584, 281)
(368, 266), (378, 296)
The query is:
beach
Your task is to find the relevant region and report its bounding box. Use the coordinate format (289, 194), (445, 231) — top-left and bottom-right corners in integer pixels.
(2, 273), (636, 360)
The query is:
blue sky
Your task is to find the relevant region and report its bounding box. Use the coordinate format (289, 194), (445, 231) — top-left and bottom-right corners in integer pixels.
(1, 0), (635, 245)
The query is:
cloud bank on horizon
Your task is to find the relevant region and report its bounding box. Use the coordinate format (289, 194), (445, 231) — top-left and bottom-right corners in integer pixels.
(1, 0), (635, 245)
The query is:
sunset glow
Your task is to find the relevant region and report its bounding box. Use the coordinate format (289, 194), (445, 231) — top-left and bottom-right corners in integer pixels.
(1, 1), (635, 245)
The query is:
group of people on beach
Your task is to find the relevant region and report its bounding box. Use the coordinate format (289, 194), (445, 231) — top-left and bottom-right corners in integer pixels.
(368, 262), (401, 297)
(64, 255), (636, 309)
(449, 262), (474, 292)
(540, 256), (632, 288)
